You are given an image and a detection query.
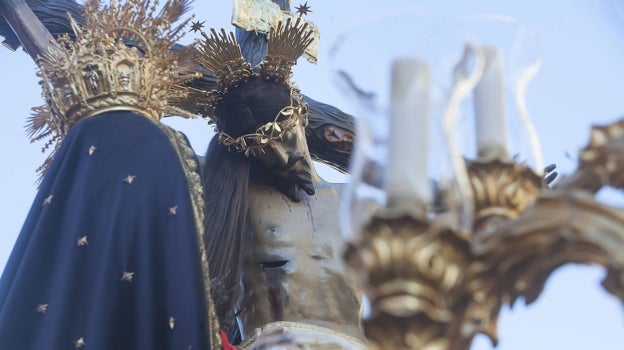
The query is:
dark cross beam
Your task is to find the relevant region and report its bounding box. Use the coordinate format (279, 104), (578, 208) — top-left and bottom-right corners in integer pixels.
(0, 0), (53, 59)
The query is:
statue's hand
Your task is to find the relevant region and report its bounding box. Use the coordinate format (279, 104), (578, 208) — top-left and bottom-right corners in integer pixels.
(544, 163), (558, 186)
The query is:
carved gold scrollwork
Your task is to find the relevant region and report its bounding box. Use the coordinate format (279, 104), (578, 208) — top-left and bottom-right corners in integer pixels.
(344, 210), (475, 350)
(347, 118), (624, 349)
(467, 158), (543, 233)
(348, 191), (624, 350)
(577, 119), (624, 189)
(474, 190), (624, 309)
(556, 118), (624, 192)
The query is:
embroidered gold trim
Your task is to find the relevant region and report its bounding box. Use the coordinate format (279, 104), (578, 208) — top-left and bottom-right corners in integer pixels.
(155, 121), (222, 349)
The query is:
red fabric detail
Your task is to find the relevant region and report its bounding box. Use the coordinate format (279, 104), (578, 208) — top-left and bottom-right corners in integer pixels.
(221, 330), (237, 350)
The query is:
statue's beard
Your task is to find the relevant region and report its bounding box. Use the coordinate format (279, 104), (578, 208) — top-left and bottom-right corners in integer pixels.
(273, 154), (315, 202)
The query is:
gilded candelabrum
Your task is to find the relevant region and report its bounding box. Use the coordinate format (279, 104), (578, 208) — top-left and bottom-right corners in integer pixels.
(344, 118), (624, 350)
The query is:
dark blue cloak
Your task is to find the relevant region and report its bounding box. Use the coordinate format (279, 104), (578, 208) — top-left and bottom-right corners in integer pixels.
(0, 111), (220, 349)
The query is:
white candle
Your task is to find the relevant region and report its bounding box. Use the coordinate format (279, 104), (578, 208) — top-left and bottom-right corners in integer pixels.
(385, 58), (432, 212)
(474, 46), (508, 158)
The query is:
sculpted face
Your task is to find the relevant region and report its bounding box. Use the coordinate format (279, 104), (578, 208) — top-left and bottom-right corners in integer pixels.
(214, 77), (316, 202)
(254, 116), (316, 202)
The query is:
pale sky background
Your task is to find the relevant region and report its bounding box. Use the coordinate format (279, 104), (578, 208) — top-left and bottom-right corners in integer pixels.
(1, 1), (624, 349)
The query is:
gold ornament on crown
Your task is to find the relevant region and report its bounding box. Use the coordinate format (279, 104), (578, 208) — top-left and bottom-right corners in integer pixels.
(174, 17), (314, 156)
(27, 0), (200, 177)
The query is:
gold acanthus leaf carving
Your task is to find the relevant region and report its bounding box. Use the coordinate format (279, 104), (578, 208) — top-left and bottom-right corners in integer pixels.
(556, 118), (624, 192)
(473, 190), (624, 307)
(345, 211), (472, 322)
(467, 158), (543, 233)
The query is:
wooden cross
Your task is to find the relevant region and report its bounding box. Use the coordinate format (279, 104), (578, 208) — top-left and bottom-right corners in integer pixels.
(0, 0), (53, 59)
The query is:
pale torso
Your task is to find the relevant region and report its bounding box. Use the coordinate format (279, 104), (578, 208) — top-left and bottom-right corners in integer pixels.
(237, 180), (364, 344)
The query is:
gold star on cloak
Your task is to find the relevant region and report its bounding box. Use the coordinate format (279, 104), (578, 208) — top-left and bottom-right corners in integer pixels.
(77, 235), (88, 247)
(74, 337), (86, 348)
(169, 316), (176, 330)
(35, 304), (48, 313)
(190, 20), (205, 33)
(42, 195), (53, 206)
(295, 2), (312, 16)
(121, 271), (134, 282)
(123, 174), (136, 184)
(168, 205), (178, 216)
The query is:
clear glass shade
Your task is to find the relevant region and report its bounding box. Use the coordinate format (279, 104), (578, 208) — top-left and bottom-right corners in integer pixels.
(331, 10), (545, 239)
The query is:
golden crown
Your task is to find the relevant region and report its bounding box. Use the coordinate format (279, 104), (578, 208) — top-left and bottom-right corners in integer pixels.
(176, 17), (314, 156)
(28, 0), (199, 175)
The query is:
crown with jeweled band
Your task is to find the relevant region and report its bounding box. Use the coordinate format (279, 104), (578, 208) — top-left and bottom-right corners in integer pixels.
(28, 0), (200, 177)
(175, 17), (314, 156)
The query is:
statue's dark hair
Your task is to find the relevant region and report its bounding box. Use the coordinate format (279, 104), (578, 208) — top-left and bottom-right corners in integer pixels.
(216, 76), (293, 136)
(202, 137), (249, 339)
(203, 76), (292, 340)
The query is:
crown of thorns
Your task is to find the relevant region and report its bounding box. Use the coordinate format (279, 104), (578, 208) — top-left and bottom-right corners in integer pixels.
(218, 88), (308, 157)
